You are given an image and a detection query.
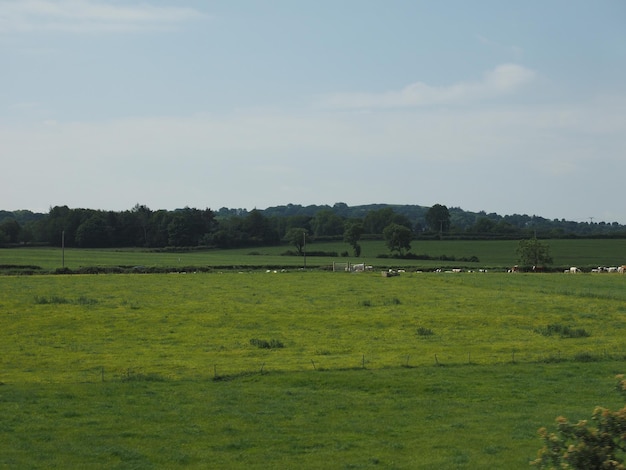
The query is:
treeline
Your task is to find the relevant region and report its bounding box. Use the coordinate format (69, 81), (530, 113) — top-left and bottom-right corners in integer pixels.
(1, 203), (625, 249)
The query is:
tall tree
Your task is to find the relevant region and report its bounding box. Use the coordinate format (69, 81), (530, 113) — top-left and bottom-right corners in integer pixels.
(343, 221), (364, 257)
(364, 208), (411, 234)
(132, 204), (152, 246)
(244, 209), (279, 245)
(383, 223), (412, 256)
(285, 228), (308, 255)
(75, 214), (112, 248)
(0, 218), (21, 244)
(516, 237), (553, 267)
(425, 204), (451, 234)
(311, 209), (345, 237)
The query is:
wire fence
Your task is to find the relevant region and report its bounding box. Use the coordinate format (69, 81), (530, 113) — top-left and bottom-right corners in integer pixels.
(59, 346), (626, 384)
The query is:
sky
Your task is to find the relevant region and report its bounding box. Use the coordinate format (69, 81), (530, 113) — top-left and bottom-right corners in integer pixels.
(1, 1), (625, 224)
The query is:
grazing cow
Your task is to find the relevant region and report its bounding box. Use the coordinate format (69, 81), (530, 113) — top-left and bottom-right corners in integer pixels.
(509, 265), (519, 273)
(619, 265), (626, 274)
(351, 263), (365, 272)
(532, 266), (545, 273)
(569, 267), (581, 273)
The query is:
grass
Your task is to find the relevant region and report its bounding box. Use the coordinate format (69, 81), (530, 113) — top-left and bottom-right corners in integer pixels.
(1, 264), (626, 467)
(1, 364), (623, 468)
(3, 271), (626, 381)
(2, 238), (626, 271)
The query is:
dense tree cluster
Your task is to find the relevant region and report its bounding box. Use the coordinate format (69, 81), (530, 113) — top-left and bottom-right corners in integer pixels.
(1, 203), (625, 250)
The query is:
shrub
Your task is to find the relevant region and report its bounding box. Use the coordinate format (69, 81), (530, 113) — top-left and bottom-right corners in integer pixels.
(417, 327), (434, 337)
(532, 375), (626, 469)
(617, 375), (626, 398)
(249, 338), (284, 349)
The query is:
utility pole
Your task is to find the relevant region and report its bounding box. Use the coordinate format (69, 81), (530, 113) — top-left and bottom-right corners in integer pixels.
(62, 230), (65, 268)
(303, 230), (306, 269)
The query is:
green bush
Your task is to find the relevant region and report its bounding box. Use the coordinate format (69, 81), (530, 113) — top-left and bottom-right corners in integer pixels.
(249, 338), (284, 349)
(532, 374), (626, 469)
(417, 327), (434, 337)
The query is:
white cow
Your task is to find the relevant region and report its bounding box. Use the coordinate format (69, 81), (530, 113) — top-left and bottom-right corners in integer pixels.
(619, 265), (626, 274)
(569, 267), (581, 273)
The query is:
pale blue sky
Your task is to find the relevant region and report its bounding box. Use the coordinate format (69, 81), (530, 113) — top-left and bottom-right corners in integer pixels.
(2, 1), (625, 223)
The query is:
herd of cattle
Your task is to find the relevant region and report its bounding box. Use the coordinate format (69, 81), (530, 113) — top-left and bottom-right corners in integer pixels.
(507, 265), (626, 273)
(588, 265), (626, 274)
(561, 265), (626, 274)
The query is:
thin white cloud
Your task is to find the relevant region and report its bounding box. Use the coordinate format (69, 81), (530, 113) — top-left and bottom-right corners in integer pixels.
(0, 0), (206, 34)
(318, 64), (536, 109)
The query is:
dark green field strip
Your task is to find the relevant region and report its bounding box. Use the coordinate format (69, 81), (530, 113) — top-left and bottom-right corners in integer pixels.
(2, 238), (626, 271)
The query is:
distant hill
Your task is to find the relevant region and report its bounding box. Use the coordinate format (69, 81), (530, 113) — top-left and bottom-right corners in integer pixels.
(260, 202), (429, 220)
(259, 203), (624, 237)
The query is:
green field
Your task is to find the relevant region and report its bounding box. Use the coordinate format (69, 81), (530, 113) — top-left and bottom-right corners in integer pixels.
(1, 266), (626, 468)
(2, 238), (626, 272)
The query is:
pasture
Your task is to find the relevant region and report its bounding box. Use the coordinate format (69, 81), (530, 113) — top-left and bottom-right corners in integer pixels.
(1, 268), (626, 468)
(2, 238), (626, 272)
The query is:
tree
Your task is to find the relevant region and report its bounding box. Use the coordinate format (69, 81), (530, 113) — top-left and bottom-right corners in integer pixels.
(243, 209), (279, 245)
(132, 204), (152, 246)
(75, 214), (113, 248)
(0, 218), (21, 244)
(383, 223), (412, 256)
(470, 217), (497, 234)
(343, 221), (364, 257)
(516, 238), (553, 267)
(532, 375), (626, 469)
(285, 228), (308, 255)
(311, 209), (345, 237)
(425, 204), (451, 234)
(363, 208), (411, 234)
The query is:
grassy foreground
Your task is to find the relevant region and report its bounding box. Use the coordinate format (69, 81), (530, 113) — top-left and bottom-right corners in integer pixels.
(2, 364), (624, 469)
(1, 271), (626, 468)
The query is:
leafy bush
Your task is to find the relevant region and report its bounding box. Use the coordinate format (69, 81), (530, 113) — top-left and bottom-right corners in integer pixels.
(249, 338), (284, 349)
(532, 375), (626, 469)
(417, 327), (434, 337)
